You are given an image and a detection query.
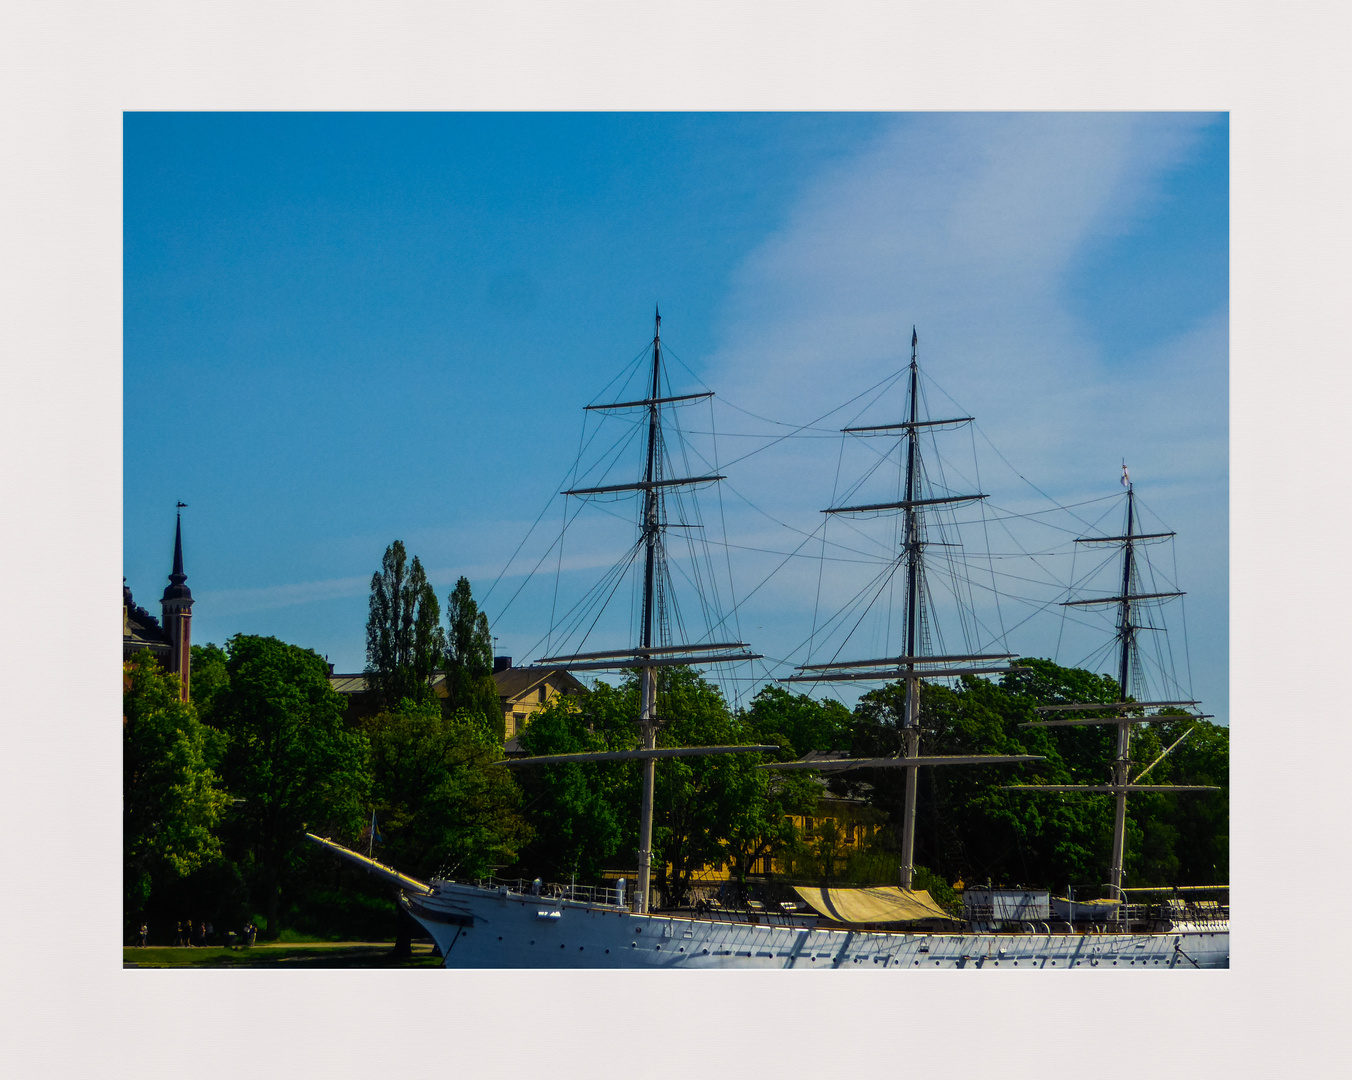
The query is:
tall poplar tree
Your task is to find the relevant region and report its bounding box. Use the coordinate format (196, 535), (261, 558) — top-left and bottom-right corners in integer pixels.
(365, 540), (445, 706)
(443, 576), (501, 736)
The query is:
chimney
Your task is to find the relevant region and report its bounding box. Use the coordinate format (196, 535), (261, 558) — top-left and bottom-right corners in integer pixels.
(493, 656), (512, 674)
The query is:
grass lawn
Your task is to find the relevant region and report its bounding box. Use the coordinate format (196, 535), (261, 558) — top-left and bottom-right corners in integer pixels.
(123, 942), (442, 968)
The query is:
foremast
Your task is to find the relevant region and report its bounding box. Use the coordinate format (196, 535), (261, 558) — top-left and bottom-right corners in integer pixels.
(1008, 467), (1218, 900)
(511, 309), (765, 913)
(774, 328), (1040, 890)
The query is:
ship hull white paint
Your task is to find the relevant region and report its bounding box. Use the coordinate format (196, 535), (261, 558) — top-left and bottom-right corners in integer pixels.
(406, 881), (1229, 969)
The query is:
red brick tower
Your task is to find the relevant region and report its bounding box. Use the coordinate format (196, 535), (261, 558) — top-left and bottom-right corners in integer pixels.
(160, 506), (194, 702)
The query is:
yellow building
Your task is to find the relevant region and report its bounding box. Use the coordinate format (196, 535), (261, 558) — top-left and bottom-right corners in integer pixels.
(328, 658), (586, 742)
(490, 662), (588, 743)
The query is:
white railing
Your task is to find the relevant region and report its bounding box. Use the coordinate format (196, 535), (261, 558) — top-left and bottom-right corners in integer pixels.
(446, 875), (631, 909)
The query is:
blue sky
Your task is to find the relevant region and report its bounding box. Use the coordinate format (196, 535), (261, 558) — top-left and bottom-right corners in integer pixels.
(124, 112), (1227, 721)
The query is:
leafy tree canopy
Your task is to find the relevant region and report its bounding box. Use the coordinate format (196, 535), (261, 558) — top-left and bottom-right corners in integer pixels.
(512, 686), (637, 882)
(123, 651), (229, 923)
(837, 658), (1228, 892)
(743, 684), (853, 759)
(213, 634), (371, 936)
(363, 697), (530, 881)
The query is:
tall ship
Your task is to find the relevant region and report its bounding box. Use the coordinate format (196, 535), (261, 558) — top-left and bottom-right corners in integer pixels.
(311, 317), (1228, 968)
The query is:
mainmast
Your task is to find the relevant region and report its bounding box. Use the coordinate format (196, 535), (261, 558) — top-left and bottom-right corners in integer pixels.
(1008, 466), (1216, 902)
(898, 331), (924, 891)
(776, 327), (1039, 891)
(507, 310), (764, 914)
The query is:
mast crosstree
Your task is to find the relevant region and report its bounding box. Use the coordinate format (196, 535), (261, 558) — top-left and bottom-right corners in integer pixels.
(768, 328), (1040, 891)
(502, 309), (763, 914)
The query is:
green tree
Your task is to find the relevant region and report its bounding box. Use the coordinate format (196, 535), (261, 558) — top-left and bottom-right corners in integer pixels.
(213, 634), (371, 937)
(721, 685), (851, 891)
(123, 651), (229, 932)
(512, 686), (637, 881)
(188, 642), (230, 722)
(1119, 715), (1229, 886)
(846, 661), (1111, 890)
(1001, 660), (1228, 888)
(516, 671), (814, 903)
(648, 668), (786, 906)
(442, 576), (501, 737)
(832, 658), (1228, 894)
(744, 684), (852, 757)
(363, 697), (530, 881)
(365, 541), (445, 707)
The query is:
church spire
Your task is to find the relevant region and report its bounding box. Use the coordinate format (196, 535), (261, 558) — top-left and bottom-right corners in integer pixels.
(161, 503), (194, 701)
(167, 505), (188, 590)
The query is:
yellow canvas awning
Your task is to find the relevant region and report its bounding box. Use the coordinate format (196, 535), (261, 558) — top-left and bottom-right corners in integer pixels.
(793, 885), (953, 924)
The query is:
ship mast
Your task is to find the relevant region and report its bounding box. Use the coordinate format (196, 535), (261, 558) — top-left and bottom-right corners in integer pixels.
(897, 330), (925, 891)
(1108, 482), (1138, 893)
(637, 308), (663, 912)
(507, 310), (765, 914)
(1008, 467), (1217, 903)
(775, 327), (1041, 891)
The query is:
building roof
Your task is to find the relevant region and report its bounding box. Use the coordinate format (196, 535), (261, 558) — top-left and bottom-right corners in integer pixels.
(327, 665), (588, 700)
(124, 583), (169, 650)
(492, 665), (586, 701)
(329, 674), (370, 695)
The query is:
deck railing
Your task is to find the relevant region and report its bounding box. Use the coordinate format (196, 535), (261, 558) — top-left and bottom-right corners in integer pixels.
(439, 875), (632, 909)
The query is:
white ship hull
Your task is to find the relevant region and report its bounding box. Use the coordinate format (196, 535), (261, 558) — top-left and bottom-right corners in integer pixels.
(405, 880), (1230, 969)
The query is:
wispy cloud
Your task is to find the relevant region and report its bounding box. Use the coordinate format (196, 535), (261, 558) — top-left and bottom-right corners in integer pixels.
(192, 116), (1227, 717)
(196, 575), (371, 617)
(697, 113), (1227, 712)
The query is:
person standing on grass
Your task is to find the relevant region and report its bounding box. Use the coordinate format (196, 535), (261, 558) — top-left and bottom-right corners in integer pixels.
(138, 923), (148, 947)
